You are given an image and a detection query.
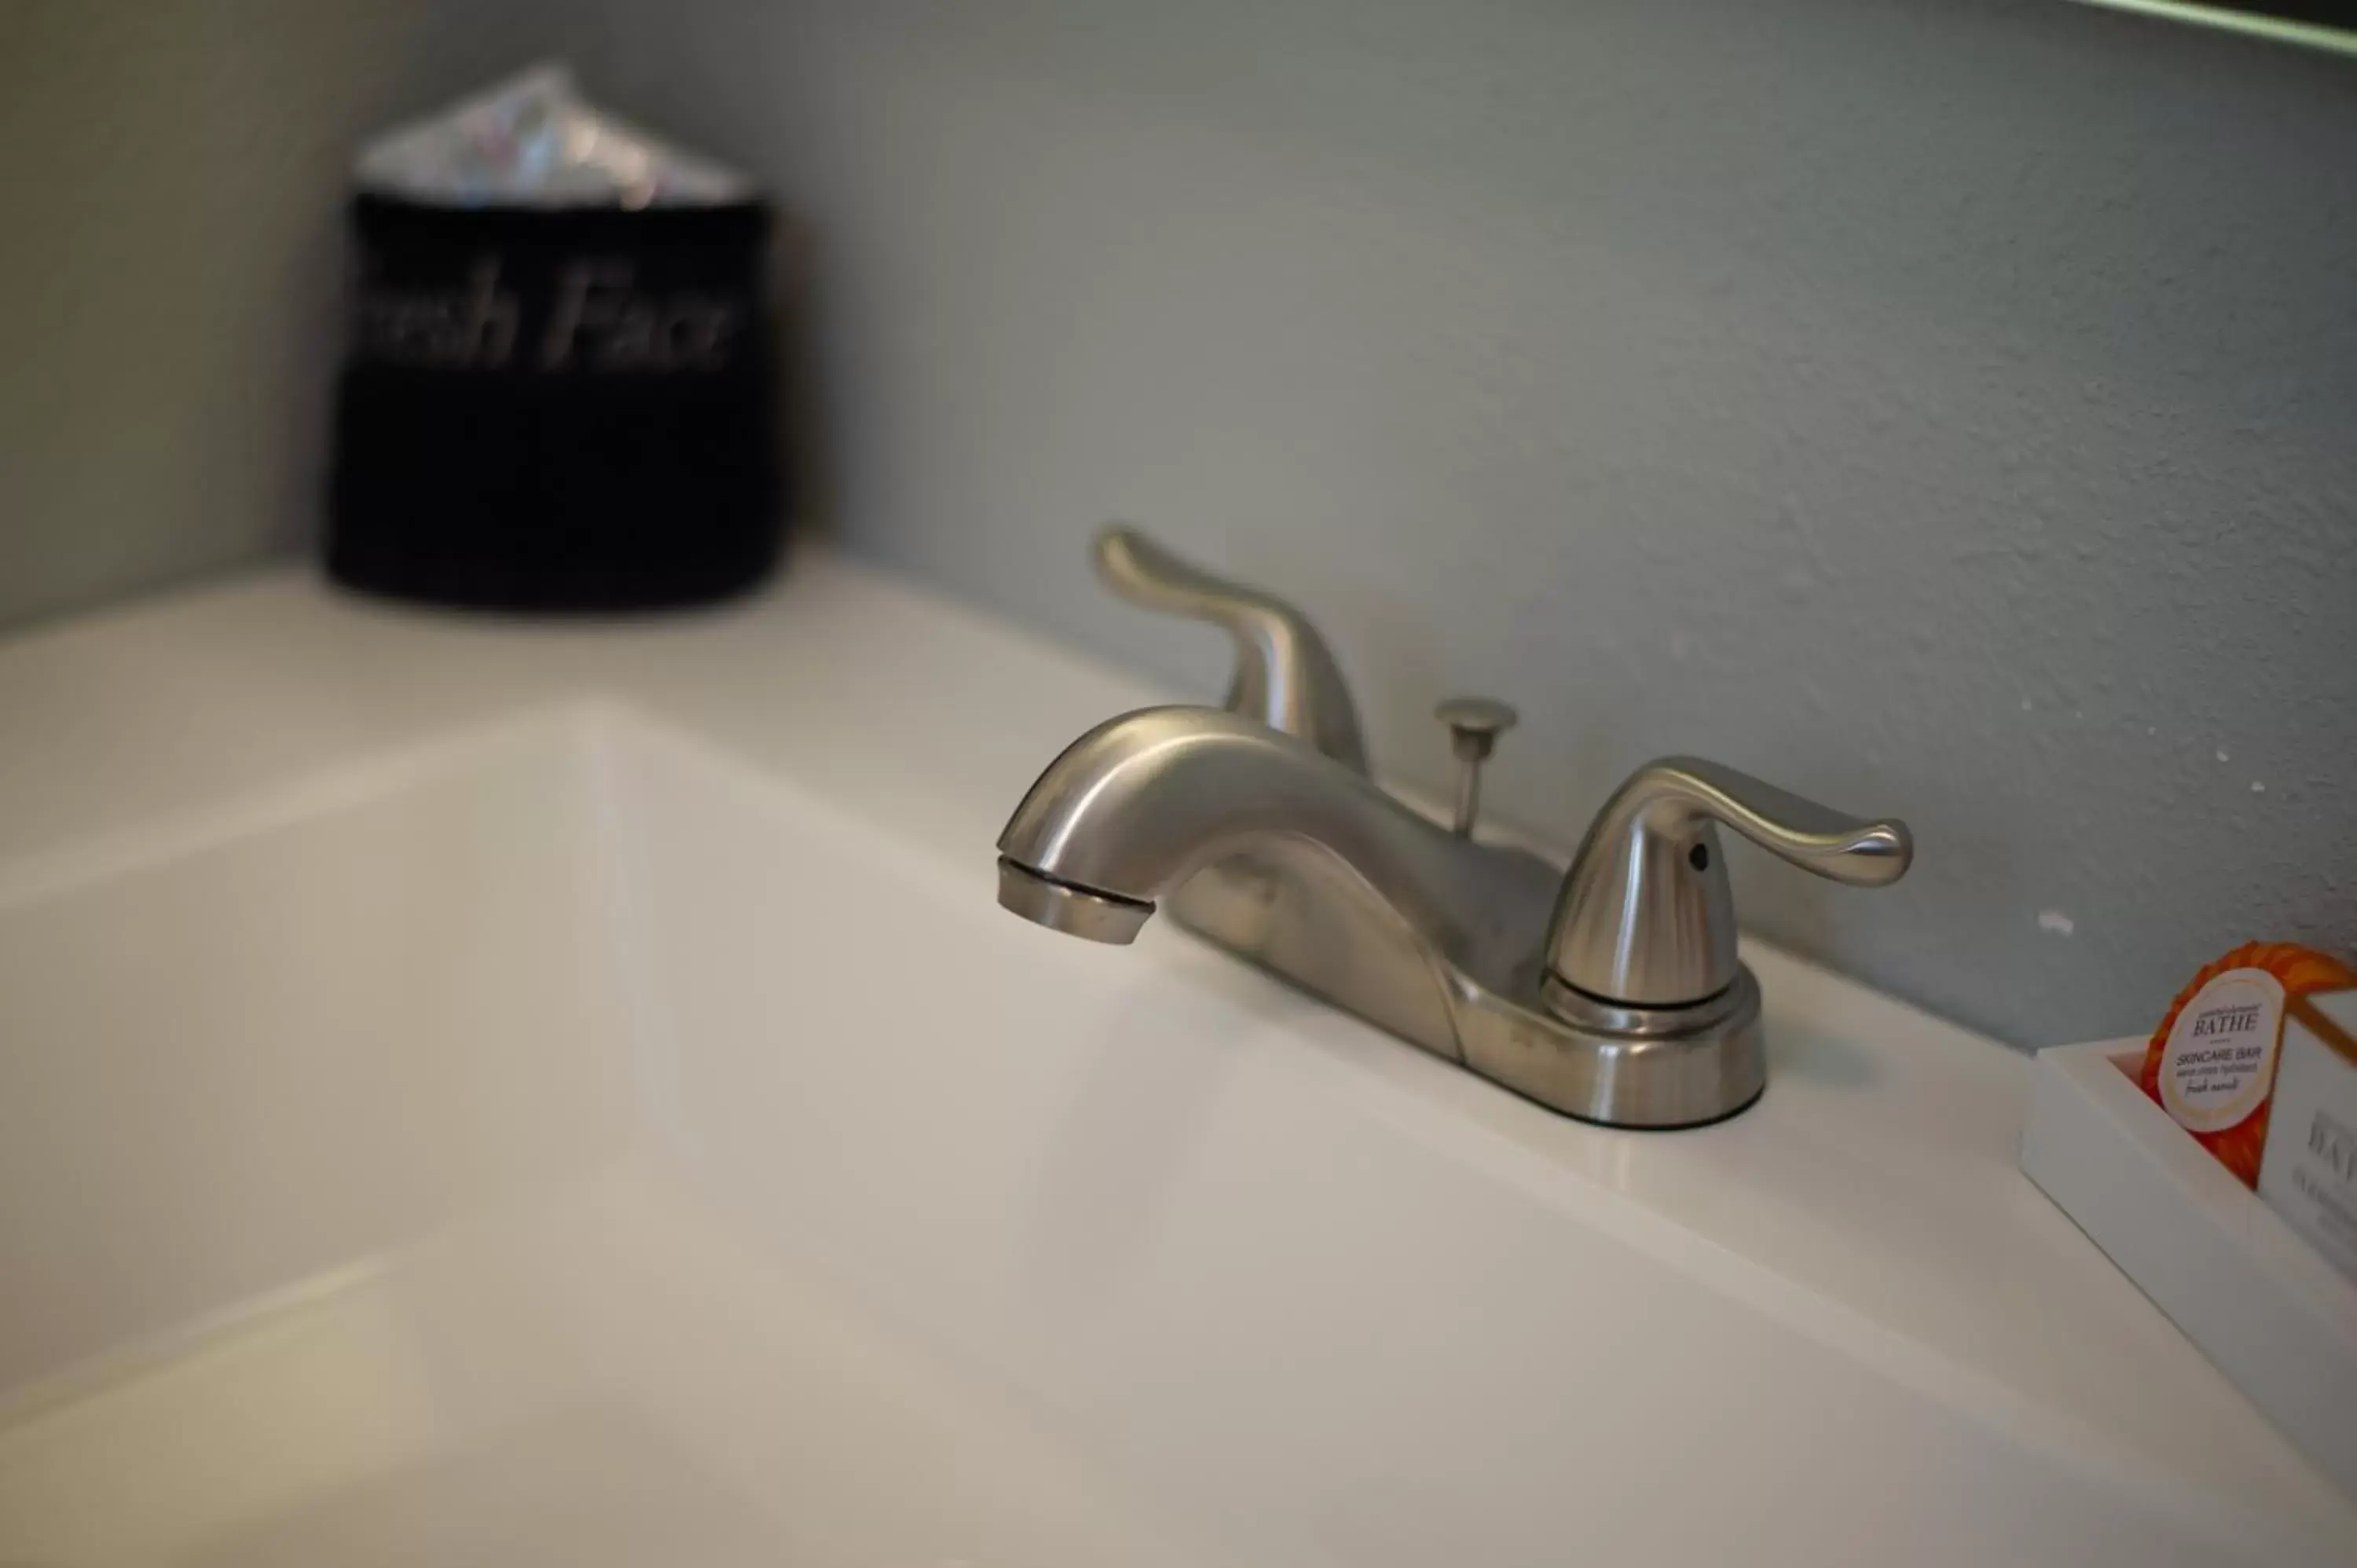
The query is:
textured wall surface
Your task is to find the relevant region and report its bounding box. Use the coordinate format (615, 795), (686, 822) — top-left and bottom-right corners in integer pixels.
(0, 0), (567, 632)
(587, 0), (2357, 1047)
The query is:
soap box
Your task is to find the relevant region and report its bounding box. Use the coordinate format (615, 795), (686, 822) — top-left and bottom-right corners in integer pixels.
(2021, 1036), (2357, 1500)
(2260, 991), (2357, 1284)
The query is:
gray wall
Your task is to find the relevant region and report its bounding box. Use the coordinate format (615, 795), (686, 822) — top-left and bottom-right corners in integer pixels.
(5, 0), (2352, 1046)
(0, 0), (566, 631)
(588, 0), (2357, 1048)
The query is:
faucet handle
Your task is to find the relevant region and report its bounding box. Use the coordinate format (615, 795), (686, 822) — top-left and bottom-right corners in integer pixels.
(1545, 757), (1912, 1009)
(1094, 524), (1368, 772)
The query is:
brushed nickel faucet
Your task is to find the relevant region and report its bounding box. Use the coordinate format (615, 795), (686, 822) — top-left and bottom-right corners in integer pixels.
(997, 526), (1912, 1128)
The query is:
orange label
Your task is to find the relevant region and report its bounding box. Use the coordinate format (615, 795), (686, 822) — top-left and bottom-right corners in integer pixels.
(2140, 942), (2357, 1186)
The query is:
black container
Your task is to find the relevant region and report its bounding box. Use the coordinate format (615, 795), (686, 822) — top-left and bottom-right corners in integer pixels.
(328, 194), (782, 612)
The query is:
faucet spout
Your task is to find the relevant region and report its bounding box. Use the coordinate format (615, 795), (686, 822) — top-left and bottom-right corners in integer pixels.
(996, 706), (1484, 950)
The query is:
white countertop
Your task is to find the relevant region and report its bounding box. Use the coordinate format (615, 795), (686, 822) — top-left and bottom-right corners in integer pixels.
(3, 550), (2351, 1558)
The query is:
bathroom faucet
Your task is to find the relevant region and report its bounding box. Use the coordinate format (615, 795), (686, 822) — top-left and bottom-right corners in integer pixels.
(996, 526), (1912, 1128)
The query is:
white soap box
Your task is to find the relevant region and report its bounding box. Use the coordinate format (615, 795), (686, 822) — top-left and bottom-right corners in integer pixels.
(2261, 993), (2357, 1284)
(2020, 1033), (2357, 1500)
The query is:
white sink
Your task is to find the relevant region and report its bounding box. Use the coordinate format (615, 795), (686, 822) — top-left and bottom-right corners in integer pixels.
(0, 566), (2351, 1566)
(0, 705), (1208, 1567)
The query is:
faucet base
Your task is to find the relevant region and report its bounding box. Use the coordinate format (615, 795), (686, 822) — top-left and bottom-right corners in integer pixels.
(1163, 844), (1766, 1130)
(1464, 968), (1766, 1130)
(1167, 850), (1469, 1064)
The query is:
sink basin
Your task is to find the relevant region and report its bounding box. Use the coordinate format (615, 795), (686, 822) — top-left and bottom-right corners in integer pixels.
(0, 705), (1204, 1567)
(0, 652), (2346, 1563)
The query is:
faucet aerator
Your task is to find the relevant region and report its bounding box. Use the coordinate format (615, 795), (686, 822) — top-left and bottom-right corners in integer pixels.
(996, 858), (1154, 945)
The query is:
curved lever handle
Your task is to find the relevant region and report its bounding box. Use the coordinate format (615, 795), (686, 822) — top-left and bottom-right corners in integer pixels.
(1094, 524), (1368, 773)
(1545, 757), (1912, 1009)
(1640, 757), (1912, 888)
